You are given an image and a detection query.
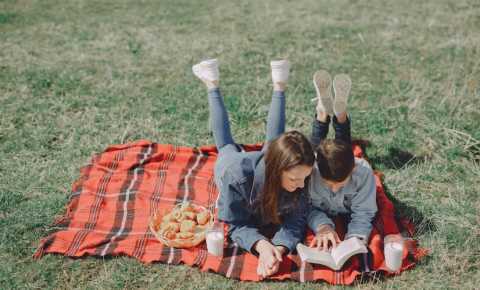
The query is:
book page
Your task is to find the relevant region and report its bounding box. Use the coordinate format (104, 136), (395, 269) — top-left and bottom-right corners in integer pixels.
(331, 238), (367, 267)
(296, 243), (336, 269)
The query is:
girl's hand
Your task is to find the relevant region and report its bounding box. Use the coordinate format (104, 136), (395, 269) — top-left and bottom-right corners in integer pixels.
(255, 240), (282, 278)
(310, 224), (341, 251)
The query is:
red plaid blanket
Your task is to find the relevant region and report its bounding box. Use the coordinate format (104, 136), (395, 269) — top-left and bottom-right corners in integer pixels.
(34, 140), (427, 284)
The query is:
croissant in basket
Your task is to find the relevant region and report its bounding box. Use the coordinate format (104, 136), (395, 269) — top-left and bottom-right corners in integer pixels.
(162, 212), (176, 222)
(181, 211), (196, 221)
(150, 202), (214, 248)
(196, 211), (211, 225)
(177, 232), (194, 239)
(163, 230), (177, 240)
(180, 220), (196, 233)
(172, 209), (183, 222)
(163, 222), (181, 233)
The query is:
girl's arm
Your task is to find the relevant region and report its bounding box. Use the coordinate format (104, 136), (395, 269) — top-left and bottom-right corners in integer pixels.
(270, 193), (309, 253)
(218, 182), (267, 252)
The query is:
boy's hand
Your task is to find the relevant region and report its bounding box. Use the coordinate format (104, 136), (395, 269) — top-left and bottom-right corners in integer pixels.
(310, 224), (341, 251)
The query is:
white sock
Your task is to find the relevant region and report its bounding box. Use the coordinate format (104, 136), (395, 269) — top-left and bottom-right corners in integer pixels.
(192, 58), (219, 84)
(270, 60), (289, 84)
(333, 74), (351, 116)
(313, 70), (334, 115)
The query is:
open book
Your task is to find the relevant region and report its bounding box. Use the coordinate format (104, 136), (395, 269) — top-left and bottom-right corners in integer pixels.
(296, 237), (368, 270)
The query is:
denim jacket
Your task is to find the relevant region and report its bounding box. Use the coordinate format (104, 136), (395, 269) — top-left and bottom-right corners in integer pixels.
(216, 150), (309, 253)
(308, 157), (377, 241)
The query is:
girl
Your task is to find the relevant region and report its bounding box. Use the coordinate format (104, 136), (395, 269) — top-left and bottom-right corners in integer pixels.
(192, 59), (315, 278)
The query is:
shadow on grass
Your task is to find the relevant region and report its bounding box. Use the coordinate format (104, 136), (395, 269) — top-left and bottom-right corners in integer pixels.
(354, 139), (437, 236)
(367, 146), (428, 170)
(382, 183), (437, 236)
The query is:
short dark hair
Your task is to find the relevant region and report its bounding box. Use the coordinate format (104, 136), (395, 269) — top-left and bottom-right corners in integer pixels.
(315, 139), (354, 182)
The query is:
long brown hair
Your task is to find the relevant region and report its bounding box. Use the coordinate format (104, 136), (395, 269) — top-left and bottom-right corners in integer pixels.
(262, 130), (315, 224)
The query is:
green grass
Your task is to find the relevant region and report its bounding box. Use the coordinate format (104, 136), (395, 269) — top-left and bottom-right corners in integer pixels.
(1, 0), (479, 289)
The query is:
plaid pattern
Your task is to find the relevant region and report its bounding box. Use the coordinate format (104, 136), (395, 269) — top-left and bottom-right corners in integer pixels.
(34, 140), (427, 284)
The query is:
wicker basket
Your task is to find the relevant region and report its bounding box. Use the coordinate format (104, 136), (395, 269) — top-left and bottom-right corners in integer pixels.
(149, 203), (213, 248)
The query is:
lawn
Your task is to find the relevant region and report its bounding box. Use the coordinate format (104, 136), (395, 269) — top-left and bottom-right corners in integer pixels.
(0, 0), (479, 289)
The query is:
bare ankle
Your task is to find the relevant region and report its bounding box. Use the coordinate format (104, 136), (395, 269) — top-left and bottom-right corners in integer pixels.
(206, 80), (219, 90)
(317, 111), (329, 122)
(273, 82), (286, 92)
(336, 112), (347, 123)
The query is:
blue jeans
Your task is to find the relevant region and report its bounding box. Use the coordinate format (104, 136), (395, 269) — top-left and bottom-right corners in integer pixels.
(311, 115), (351, 147)
(208, 88), (285, 156)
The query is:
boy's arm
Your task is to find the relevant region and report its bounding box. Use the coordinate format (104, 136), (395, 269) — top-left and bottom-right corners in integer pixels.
(308, 206), (335, 233)
(346, 166), (378, 241)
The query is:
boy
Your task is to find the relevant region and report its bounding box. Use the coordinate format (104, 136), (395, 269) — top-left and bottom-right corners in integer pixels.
(308, 71), (378, 250)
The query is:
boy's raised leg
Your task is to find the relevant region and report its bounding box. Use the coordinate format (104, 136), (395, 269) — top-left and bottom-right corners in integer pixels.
(313, 70), (334, 118)
(311, 70), (333, 147)
(333, 74), (351, 123)
(332, 74), (352, 144)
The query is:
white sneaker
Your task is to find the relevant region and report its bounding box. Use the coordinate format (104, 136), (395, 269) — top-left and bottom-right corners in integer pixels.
(270, 59), (290, 84)
(192, 58), (219, 82)
(313, 70), (334, 115)
(333, 74), (351, 116)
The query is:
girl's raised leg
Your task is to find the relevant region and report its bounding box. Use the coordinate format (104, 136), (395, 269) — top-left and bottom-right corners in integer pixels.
(264, 60), (289, 150)
(265, 91), (286, 142)
(193, 59), (236, 150)
(208, 88), (236, 149)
